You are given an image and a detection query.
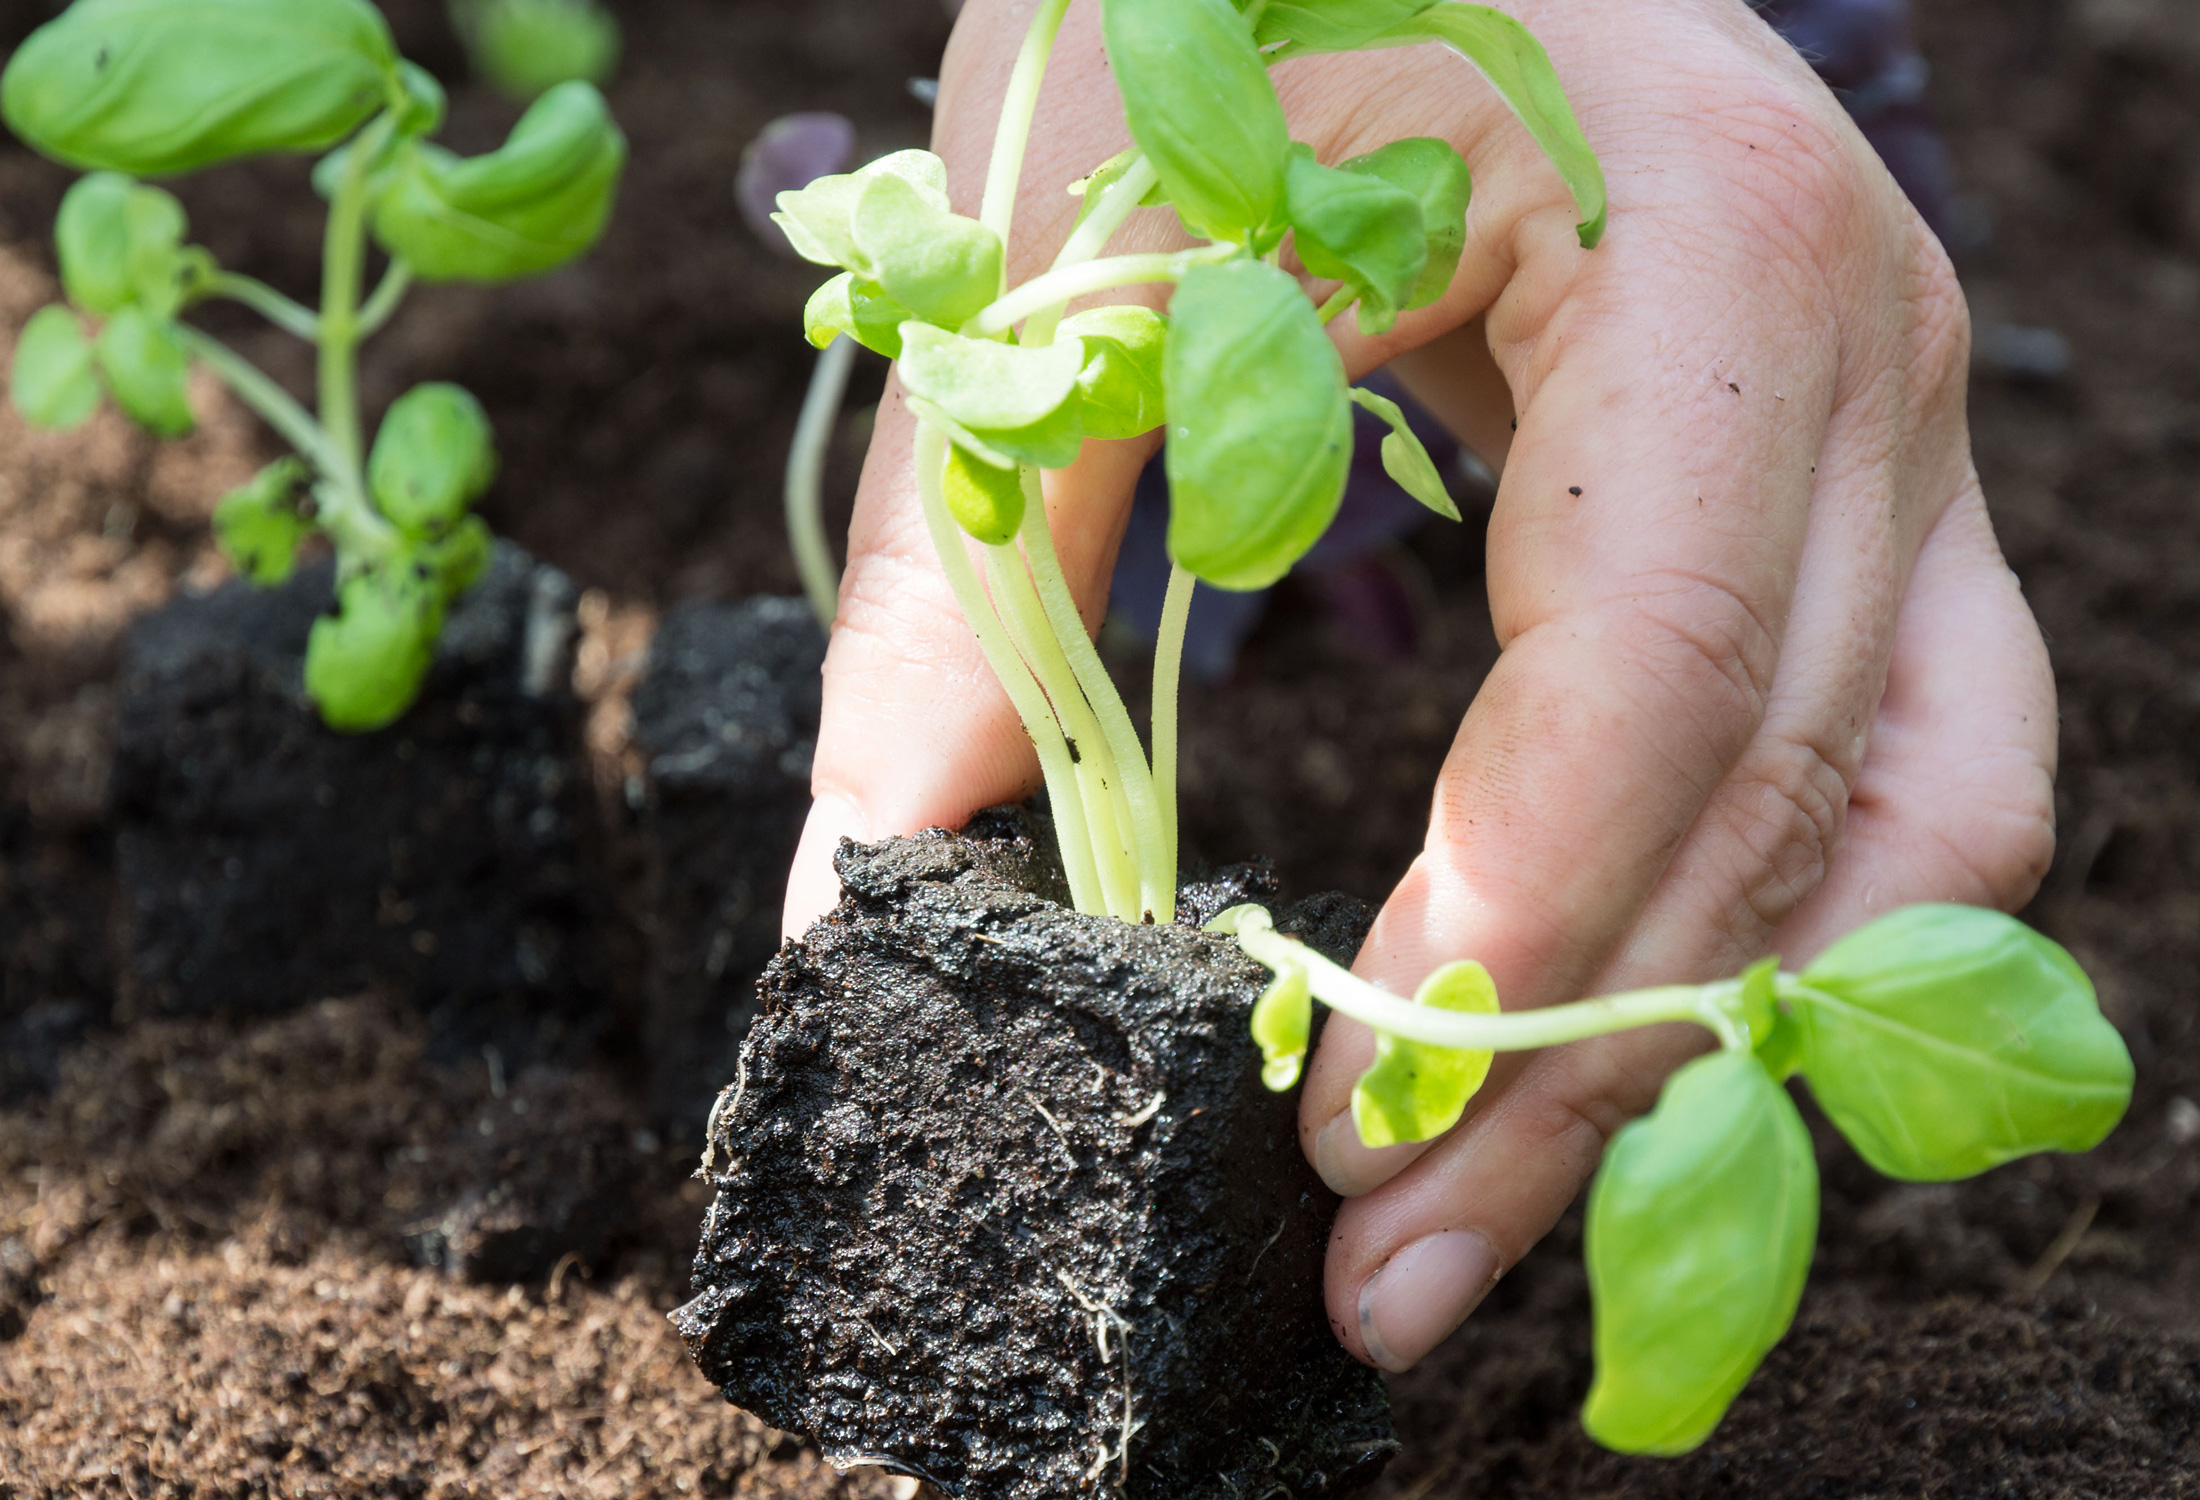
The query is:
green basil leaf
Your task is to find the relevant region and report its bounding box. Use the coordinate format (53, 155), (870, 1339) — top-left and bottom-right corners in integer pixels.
(1163, 259), (1350, 590)
(850, 172), (1003, 331)
(1, 0), (400, 176)
(1349, 386), (1458, 520)
(1793, 905), (2134, 1182)
(1249, 0), (1439, 53)
(802, 272), (914, 359)
(1285, 144), (1425, 335)
(1339, 137), (1471, 309)
(941, 442), (1026, 546)
(368, 383), (498, 535)
(897, 323), (1087, 471)
(415, 514), (494, 600)
(213, 456), (313, 586)
(1250, 962), (1312, 1091)
(391, 60), (448, 138)
(305, 563), (445, 732)
(465, 0), (622, 104)
(1351, 958), (1498, 1146)
(1059, 305), (1167, 440)
(94, 305), (193, 437)
(9, 304), (102, 430)
(1361, 4), (1606, 248)
(1582, 1050), (1817, 1456)
(371, 80), (625, 284)
(1103, 0), (1289, 245)
(56, 173), (138, 315)
(773, 150), (950, 272)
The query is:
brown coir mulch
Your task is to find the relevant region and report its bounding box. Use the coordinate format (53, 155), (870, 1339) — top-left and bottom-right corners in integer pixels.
(5, 0), (2200, 1497)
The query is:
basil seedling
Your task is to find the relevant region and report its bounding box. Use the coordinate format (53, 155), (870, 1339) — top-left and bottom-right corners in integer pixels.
(450, 0), (621, 104)
(1216, 900), (2132, 1457)
(4, 0), (625, 731)
(781, 0), (1601, 925)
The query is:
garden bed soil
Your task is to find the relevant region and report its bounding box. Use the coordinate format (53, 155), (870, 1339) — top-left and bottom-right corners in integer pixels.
(3, 0), (2200, 1496)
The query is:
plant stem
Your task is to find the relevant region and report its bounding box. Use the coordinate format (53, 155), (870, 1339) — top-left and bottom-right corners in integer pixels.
(787, 334), (857, 630)
(984, 537), (1143, 920)
(205, 273), (321, 342)
(1317, 285), (1356, 325)
(1021, 154), (1161, 349)
(914, 423), (1107, 914)
(355, 260), (414, 338)
(1152, 563), (1194, 902)
(319, 114), (394, 477)
(979, 0), (1075, 276)
(175, 327), (395, 561)
(1017, 477), (1174, 921)
(1218, 906), (1754, 1052)
(971, 245), (1236, 339)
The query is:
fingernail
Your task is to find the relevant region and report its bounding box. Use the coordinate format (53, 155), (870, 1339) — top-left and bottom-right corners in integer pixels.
(1357, 1229), (1503, 1374)
(1314, 1109), (1423, 1198)
(781, 791), (869, 941)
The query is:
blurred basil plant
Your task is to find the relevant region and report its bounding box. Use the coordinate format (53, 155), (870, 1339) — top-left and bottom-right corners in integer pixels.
(3, 0), (625, 731)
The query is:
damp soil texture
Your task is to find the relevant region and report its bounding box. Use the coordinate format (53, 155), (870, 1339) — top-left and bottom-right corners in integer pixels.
(678, 812), (1393, 1500)
(1, 0), (2198, 1497)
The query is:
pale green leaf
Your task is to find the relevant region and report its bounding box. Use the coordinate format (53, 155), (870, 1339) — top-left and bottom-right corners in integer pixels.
(1350, 958), (1498, 1147)
(9, 304), (101, 430)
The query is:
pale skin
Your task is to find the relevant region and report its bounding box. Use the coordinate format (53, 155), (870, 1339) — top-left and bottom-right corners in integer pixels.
(783, 0), (2057, 1375)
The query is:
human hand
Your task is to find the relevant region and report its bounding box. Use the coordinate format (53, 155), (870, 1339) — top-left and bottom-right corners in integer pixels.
(780, 0), (2055, 1375)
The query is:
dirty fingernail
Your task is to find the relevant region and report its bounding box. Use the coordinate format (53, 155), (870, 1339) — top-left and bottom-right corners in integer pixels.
(781, 791), (868, 941)
(1357, 1229), (1502, 1374)
(1314, 1109), (1424, 1198)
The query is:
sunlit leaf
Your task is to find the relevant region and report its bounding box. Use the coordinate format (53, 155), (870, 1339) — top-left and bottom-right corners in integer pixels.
(1060, 305), (1167, 440)
(1350, 959), (1498, 1147)
(1349, 386), (1458, 520)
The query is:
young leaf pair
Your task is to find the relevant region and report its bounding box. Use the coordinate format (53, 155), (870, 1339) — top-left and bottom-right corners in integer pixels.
(1225, 901), (2134, 1457)
(3, 0), (625, 731)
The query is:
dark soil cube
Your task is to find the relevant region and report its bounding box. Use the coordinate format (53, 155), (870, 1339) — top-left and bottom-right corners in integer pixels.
(629, 596), (822, 1133)
(111, 543), (606, 1048)
(675, 810), (1395, 1500)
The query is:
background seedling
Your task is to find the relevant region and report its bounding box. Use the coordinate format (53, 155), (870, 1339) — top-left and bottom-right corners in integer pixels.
(3, 0), (626, 731)
(774, 0), (2136, 1462)
(450, 0), (623, 104)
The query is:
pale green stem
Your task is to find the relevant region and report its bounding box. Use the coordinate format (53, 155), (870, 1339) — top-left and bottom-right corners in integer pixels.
(1017, 475), (1173, 922)
(984, 537), (1143, 920)
(175, 327), (396, 562)
(971, 245), (1236, 339)
(1152, 563), (1194, 901)
(914, 423), (1107, 914)
(1020, 154), (1161, 349)
(355, 260), (414, 338)
(787, 334), (857, 630)
(979, 0), (1075, 280)
(319, 114), (394, 475)
(1317, 285), (1356, 325)
(1217, 906), (1754, 1052)
(206, 273), (321, 342)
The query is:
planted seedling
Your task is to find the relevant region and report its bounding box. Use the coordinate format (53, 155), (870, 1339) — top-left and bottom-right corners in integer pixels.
(768, 0), (2133, 1464)
(3, 0), (625, 731)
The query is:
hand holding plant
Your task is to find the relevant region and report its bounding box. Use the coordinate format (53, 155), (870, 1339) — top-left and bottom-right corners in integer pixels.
(779, 0), (2074, 1448)
(4, 0), (625, 731)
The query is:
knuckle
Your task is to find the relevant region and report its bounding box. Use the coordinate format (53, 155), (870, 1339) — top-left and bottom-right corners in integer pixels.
(1713, 731), (1857, 941)
(1690, 95), (1870, 272)
(1900, 227), (1972, 401)
(1615, 567), (1784, 751)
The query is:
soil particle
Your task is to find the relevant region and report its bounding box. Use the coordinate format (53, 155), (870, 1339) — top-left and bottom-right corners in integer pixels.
(677, 811), (1393, 1500)
(109, 544), (609, 1048)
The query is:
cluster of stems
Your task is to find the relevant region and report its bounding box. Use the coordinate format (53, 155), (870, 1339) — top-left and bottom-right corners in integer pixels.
(184, 110), (412, 578)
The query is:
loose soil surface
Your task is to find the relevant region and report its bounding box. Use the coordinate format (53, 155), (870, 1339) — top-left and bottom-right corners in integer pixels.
(2, 0), (2198, 1497)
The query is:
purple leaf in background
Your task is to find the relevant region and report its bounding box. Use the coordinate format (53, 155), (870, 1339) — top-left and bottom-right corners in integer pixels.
(737, 112), (858, 255)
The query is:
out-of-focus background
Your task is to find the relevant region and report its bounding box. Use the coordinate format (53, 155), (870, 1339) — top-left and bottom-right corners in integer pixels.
(0, 0), (2196, 1495)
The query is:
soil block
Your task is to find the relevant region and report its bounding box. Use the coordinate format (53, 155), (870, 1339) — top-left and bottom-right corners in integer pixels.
(111, 543), (606, 1049)
(629, 595), (823, 1134)
(675, 809), (1395, 1500)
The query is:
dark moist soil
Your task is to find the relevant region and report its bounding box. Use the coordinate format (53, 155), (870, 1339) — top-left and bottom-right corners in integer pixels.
(678, 811), (1392, 1500)
(1, 0), (2198, 1497)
